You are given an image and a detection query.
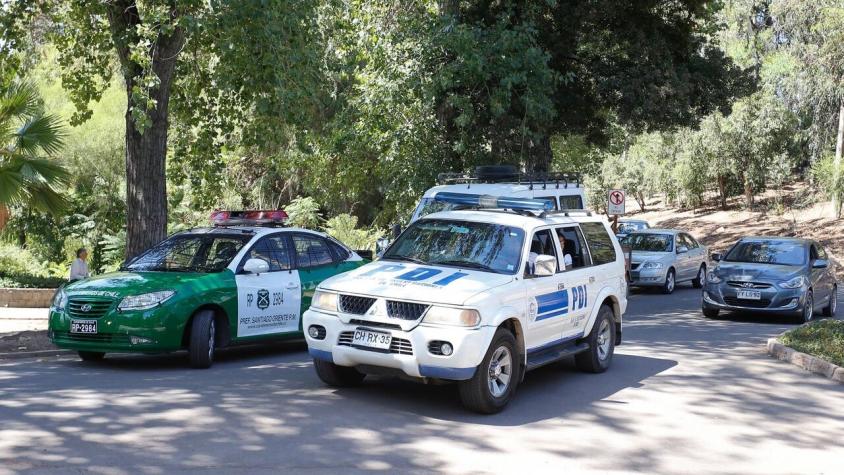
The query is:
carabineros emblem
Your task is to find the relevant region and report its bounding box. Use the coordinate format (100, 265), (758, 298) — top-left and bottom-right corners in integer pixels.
(256, 289), (270, 310)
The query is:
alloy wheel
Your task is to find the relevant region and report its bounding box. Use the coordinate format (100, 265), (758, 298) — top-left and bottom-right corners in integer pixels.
(487, 346), (512, 398)
(597, 318), (612, 361)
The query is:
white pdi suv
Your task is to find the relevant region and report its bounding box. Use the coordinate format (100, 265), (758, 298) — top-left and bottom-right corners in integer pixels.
(303, 193), (627, 413)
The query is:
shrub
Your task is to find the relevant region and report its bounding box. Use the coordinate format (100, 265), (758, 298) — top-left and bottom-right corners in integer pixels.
(324, 214), (384, 252)
(286, 197), (323, 229)
(780, 319), (844, 368)
(0, 243), (66, 288)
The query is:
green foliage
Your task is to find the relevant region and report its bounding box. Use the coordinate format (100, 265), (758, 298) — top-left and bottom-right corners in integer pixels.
(780, 319), (844, 368)
(0, 242), (66, 288)
(811, 155), (844, 205)
(324, 214), (385, 253)
(285, 197), (323, 229)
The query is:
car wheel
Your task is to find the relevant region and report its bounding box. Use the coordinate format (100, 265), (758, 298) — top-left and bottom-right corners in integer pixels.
(692, 264), (706, 289)
(823, 285), (837, 317)
(189, 310), (216, 369)
(575, 305), (616, 373)
(662, 269), (676, 294)
(799, 290), (814, 324)
(458, 328), (520, 414)
(702, 307), (719, 319)
(78, 351), (105, 362)
(313, 359), (366, 387)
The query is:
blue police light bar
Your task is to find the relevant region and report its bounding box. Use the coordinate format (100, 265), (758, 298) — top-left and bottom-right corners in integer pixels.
(433, 192), (553, 211)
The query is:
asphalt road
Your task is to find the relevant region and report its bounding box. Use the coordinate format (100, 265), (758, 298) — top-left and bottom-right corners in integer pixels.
(1, 285), (843, 475)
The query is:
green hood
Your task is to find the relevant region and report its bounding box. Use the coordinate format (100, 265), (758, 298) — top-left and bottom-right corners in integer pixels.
(65, 271), (227, 299)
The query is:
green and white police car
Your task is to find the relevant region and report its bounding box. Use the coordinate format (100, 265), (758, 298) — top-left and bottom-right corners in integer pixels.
(49, 210), (367, 368)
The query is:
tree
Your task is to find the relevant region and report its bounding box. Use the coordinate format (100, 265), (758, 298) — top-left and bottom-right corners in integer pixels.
(6, 1), (322, 258)
(0, 81), (68, 219)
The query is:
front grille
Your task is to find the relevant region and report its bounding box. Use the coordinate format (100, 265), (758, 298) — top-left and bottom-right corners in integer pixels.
(723, 296), (772, 308)
(52, 331), (130, 344)
(337, 331), (413, 355)
(339, 295), (376, 315)
(386, 300), (429, 320)
(349, 319), (402, 331)
(67, 297), (115, 319)
(727, 281), (772, 289)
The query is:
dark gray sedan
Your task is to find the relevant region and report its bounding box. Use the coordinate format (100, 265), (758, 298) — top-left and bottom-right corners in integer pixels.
(702, 237), (837, 323)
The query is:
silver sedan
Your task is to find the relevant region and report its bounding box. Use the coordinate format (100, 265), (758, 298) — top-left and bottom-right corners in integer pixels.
(624, 229), (708, 294)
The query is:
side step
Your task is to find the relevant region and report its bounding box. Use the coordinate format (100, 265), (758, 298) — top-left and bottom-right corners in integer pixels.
(526, 340), (590, 371)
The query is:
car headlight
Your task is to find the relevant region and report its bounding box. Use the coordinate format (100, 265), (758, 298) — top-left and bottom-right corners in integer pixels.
(52, 288), (68, 311)
(423, 306), (481, 327)
(311, 290), (338, 312)
(779, 276), (806, 289)
(118, 290), (175, 310)
(641, 262), (663, 269)
(707, 272), (722, 283)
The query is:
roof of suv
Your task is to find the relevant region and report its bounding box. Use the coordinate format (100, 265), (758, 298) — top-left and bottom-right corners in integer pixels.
(422, 183), (584, 198)
(179, 227), (328, 238)
(423, 209), (605, 229)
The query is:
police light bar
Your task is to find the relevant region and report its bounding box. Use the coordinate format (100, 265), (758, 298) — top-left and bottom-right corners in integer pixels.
(433, 192), (553, 211)
(210, 210), (288, 227)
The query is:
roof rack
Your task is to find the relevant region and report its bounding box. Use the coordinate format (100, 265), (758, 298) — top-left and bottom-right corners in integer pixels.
(544, 209), (593, 218)
(437, 168), (582, 189)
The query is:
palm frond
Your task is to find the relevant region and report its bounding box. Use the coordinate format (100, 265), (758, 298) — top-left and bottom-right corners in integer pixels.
(0, 167), (25, 205)
(15, 114), (66, 156)
(15, 156), (71, 188)
(0, 81), (40, 124)
(25, 183), (69, 214)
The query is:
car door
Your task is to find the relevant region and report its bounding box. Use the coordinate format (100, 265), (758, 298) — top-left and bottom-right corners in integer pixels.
(554, 225), (593, 340)
(682, 233), (706, 278)
(809, 243), (830, 307)
(816, 244), (836, 305)
(578, 221), (619, 335)
(291, 233), (354, 326)
(523, 227), (569, 350)
(675, 233), (695, 281)
(234, 233), (302, 339)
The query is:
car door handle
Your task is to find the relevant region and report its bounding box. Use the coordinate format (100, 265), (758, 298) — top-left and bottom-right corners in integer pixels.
(286, 283), (300, 290)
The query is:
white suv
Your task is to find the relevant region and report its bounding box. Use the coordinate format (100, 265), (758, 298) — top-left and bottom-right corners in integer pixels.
(303, 194), (627, 413)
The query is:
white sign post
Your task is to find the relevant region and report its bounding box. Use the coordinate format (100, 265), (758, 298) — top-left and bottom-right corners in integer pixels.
(608, 189), (625, 215)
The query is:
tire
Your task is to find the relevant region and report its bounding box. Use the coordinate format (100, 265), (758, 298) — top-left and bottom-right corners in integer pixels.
(702, 307), (719, 319)
(798, 290), (814, 324)
(78, 351), (105, 362)
(575, 305), (616, 373)
(662, 268), (676, 294)
(823, 285), (837, 317)
(189, 310), (216, 369)
(692, 264), (706, 289)
(458, 328), (520, 414)
(313, 359), (366, 387)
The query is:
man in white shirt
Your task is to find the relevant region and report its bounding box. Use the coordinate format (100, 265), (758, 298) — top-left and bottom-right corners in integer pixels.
(69, 248), (90, 281)
(557, 232), (573, 270)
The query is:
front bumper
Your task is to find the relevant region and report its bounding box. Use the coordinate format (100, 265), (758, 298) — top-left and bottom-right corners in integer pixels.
(702, 282), (805, 314)
(629, 267), (668, 287)
(48, 306), (187, 352)
(303, 309), (495, 381)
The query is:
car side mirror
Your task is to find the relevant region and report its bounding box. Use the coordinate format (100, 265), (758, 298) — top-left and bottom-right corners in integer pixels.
(677, 246), (689, 254)
(532, 254), (557, 277)
(243, 258), (270, 274)
(812, 259), (828, 269)
(711, 252), (722, 261)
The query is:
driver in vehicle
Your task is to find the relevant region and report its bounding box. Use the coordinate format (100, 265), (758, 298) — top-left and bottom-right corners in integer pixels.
(557, 231), (573, 270)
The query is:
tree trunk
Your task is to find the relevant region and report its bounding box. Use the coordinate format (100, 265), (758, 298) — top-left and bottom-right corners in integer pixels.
(636, 191), (646, 212)
(106, 1), (184, 259)
(834, 101), (843, 217)
(717, 174), (727, 210)
(743, 175), (753, 210)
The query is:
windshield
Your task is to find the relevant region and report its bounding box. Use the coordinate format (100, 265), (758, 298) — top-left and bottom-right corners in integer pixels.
(619, 222), (648, 233)
(724, 241), (806, 266)
(625, 233), (674, 252)
(124, 234), (251, 273)
(410, 198), (469, 222)
(383, 219), (525, 274)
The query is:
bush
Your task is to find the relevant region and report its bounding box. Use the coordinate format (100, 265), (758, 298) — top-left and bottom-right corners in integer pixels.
(0, 243), (66, 288)
(780, 319), (844, 368)
(324, 214), (384, 252)
(286, 197), (323, 229)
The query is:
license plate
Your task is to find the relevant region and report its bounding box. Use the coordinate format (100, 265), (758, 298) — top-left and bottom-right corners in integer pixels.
(737, 290), (762, 300)
(352, 328), (392, 350)
(70, 319), (98, 334)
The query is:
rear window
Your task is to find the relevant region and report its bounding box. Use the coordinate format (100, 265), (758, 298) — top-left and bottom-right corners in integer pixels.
(580, 222), (617, 265)
(559, 195), (583, 210)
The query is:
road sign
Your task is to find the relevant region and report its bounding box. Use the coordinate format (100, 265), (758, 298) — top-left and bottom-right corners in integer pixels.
(608, 189), (625, 215)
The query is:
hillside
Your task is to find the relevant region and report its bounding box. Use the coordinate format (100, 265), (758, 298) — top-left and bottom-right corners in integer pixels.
(623, 182), (844, 265)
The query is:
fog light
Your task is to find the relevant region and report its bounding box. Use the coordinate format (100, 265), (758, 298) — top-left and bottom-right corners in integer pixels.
(129, 336), (153, 345)
(308, 325), (326, 340)
(440, 342), (453, 356)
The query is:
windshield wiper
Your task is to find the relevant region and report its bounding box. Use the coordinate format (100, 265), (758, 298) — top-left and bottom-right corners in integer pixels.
(383, 255), (430, 265)
(433, 259), (496, 272)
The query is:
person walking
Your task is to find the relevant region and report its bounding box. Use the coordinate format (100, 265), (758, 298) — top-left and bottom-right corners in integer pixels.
(69, 248), (90, 281)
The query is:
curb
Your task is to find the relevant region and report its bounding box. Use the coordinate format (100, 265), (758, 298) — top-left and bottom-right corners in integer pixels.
(767, 337), (844, 384)
(0, 349), (72, 360)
